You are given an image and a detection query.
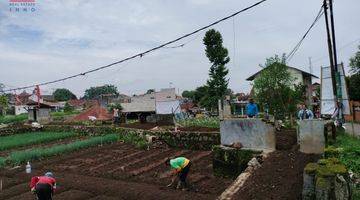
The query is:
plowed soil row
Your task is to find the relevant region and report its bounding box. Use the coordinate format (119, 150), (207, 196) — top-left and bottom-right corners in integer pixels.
(0, 142), (232, 200)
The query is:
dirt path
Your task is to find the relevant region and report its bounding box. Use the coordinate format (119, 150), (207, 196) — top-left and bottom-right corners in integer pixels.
(234, 149), (319, 200)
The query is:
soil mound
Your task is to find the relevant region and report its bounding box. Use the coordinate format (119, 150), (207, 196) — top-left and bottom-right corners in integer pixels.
(70, 104), (112, 121)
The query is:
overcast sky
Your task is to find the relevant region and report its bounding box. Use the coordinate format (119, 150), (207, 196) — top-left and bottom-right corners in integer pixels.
(0, 0), (359, 97)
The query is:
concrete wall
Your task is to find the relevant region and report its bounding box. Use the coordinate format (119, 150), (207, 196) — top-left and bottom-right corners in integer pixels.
(146, 114), (174, 124)
(288, 68), (304, 86)
(28, 108), (52, 124)
(37, 108), (51, 123)
(15, 105), (28, 115)
(220, 118), (276, 151)
(156, 100), (181, 114)
(297, 119), (325, 154)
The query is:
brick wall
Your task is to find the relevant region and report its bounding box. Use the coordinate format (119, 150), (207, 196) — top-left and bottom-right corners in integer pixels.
(344, 101), (360, 122)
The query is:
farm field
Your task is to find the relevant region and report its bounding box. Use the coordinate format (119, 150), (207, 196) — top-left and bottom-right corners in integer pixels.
(0, 141), (232, 200)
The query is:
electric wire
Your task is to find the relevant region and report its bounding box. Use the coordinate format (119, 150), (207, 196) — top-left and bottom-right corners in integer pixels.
(286, 5), (324, 62)
(2, 0), (268, 93)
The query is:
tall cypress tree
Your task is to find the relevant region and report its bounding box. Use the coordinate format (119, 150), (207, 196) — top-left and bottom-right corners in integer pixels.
(203, 29), (230, 111)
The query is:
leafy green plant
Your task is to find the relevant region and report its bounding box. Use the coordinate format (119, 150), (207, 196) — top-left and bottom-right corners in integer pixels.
(333, 133), (360, 173)
(107, 103), (123, 113)
(176, 117), (219, 128)
(0, 132), (77, 151)
(8, 134), (120, 165)
(122, 131), (147, 149)
(0, 157), (6, 167)
(63, 102), (75, 113)
(0, 114), (27, 124)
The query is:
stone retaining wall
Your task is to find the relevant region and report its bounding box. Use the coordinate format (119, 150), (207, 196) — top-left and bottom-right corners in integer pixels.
(42, 125), (220, 150)
(302, 158), (350, 200)
(212, 145), (261, 178)
(0, 126), (34, 136)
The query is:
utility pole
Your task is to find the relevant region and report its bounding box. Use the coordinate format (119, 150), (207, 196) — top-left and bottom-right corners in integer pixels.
(323, 0), (337, 98)
(329, 0), (342, 101)
(324, 0), (343, 124)
(308, 57), (313, 75)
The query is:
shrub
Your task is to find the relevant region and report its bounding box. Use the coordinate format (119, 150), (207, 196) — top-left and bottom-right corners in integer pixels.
(0, 114), (27, 124)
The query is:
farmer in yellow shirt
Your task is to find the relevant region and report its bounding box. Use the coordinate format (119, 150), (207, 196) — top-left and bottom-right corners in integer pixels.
(165, 157), (191, 190)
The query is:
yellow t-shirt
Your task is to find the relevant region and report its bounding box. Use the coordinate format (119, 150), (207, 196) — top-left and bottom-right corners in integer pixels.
(170, 157), (190, 170)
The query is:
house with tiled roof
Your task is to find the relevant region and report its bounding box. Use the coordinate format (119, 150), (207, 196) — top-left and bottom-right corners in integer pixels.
(14, 91), (31, 115)
(246, 65), (318, 106)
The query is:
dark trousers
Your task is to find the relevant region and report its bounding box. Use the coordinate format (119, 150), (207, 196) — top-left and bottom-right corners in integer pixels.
(113, 117), (120, 124)
(178, 162), (191, 183)
(35, 183), (53, 200)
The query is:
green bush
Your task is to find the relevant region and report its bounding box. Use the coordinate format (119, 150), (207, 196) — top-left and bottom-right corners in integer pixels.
(8, 134), (120, 165)
(333, 133), (360, 173)
(63, 102), (75, 113)
(0, 114), (27, 124)
(0, 132), (77, 151)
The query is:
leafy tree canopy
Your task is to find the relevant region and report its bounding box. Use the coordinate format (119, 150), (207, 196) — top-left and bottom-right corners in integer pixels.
(53, 88), (77, 101)
(146, 89), (155, 94)
(349, 45), (360, 74)
(0, 95), (8, 116)
(254, 54), (305, 120)
(83, 84), (119, 100)
(202, 29), (230, 111)
(347, 73), (360, 101)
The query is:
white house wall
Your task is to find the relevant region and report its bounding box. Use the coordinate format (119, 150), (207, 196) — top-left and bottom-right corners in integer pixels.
(15, 105), (28, 115)
(288, 68), (304, 85)
(156, 100), (181, 114)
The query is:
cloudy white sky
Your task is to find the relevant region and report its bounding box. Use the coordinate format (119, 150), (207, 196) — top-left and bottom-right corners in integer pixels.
(0, 0), (359, 97)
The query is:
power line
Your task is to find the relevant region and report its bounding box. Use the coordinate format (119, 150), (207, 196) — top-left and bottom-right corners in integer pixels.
(2, 0), (268, 93)
(311, 37), (360, 64)
(286, 5), (324, 62)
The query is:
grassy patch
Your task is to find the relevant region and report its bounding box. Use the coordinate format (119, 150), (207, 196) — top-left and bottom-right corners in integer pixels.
(176, 117), (219, 128)
(0, 114), (27, 124)
(8, 134), (120, 165)
(51, 111), (80, 121)
(329, 133), (360, 200)
(333, 133), (360, 173)
(0, 132), (77, 151)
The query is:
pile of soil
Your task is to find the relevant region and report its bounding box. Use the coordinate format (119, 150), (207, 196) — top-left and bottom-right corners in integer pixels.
(70, 105), (112, 121)
(275, 129), (298, 150)
(234, 150), (319, 200)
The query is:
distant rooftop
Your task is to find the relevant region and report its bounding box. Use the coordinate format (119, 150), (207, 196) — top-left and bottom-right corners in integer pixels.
(246, 66), (319, 81)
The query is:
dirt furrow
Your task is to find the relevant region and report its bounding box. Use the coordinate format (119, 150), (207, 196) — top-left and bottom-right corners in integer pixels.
(129, 150), (188, 176)
(108, 149), (173, 174)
